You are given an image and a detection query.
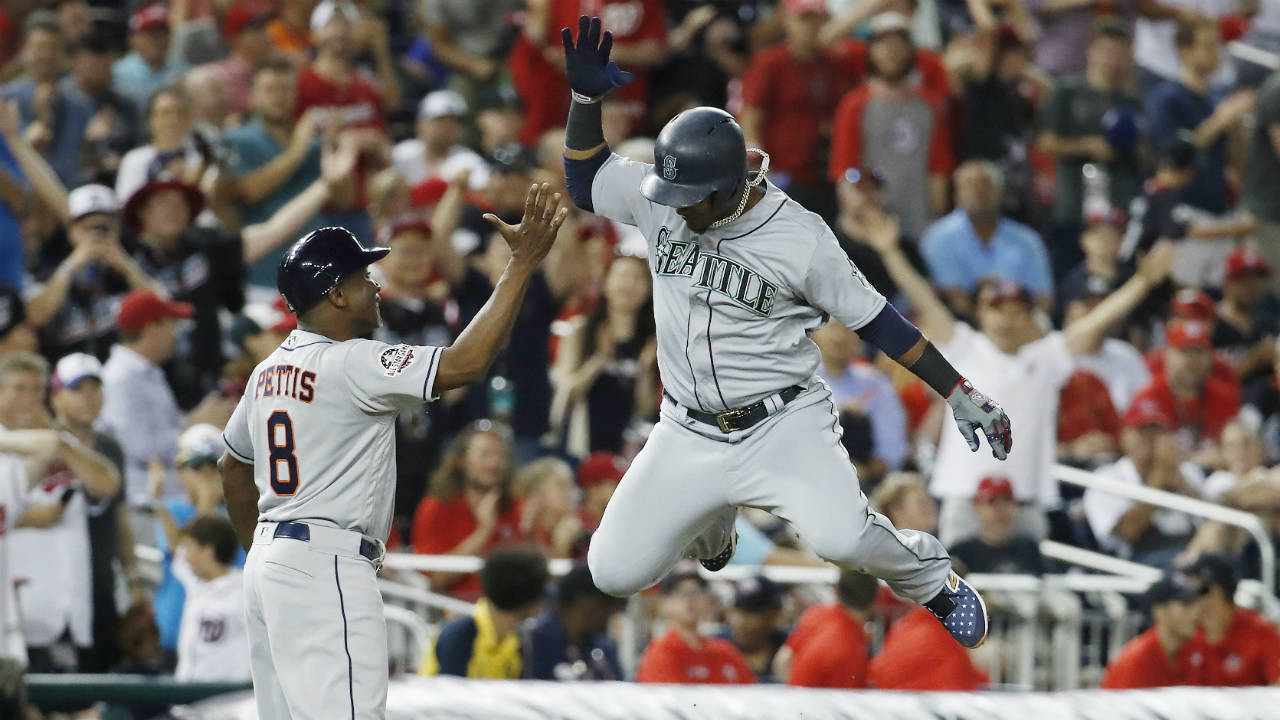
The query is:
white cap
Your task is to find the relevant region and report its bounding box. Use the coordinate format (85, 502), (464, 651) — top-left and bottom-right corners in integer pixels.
(418, 90), (468, 120)
(310, 0), (359, 32)
(868, 12), (911, 38)
(68, 184), (119, 221)
(52, 352), (103, 390)
(178, 423), (224, 466)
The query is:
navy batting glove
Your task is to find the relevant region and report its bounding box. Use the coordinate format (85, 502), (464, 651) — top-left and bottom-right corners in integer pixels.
(561, 15), (634, 102)
(946, 380), (1013, 461)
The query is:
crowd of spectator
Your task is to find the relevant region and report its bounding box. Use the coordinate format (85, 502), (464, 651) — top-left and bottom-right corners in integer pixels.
(0, 0), (1277, 707)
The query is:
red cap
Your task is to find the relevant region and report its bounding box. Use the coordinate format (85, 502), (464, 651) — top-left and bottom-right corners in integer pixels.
(1166, 318), (1213, 350)
(117, 290), (193, 333)
(578, 452), (627, 490)
(1123, 396), (1174, 430)
(409, 178), (450, 208)
(377, 214), (433, 246)
(983, 279), (1032, 307)
(222, 2), (273, 42)
(1085, 206), (1127, 228)
(784, 0), (828, 14)
(123, 177), (205, 234)
(974, 476), (1014, 503)
(130, 4), (169, 33)
(1170, 288), (1216, 321)
(1224, 246), (1270, 280)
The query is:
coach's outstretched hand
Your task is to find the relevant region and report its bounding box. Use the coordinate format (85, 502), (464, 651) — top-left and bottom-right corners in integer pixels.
(562, 15), (634, 101)
(484, 183), (568, 269)
(947, 380), (1013, 461)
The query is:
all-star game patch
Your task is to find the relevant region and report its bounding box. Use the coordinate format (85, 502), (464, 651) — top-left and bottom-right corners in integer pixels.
(380, 345), (417, 377)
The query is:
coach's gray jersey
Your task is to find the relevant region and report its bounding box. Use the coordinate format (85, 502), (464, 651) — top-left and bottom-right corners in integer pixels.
(222, 330), (443, 541)
(591, 154), (886, 411)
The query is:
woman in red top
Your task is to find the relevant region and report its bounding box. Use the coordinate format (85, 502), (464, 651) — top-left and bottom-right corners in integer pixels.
(411, 424), (525, 600)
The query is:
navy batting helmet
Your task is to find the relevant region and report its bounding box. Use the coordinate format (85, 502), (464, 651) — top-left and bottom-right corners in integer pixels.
(641, 107), (747, 218)
(277, 227), (389, 313)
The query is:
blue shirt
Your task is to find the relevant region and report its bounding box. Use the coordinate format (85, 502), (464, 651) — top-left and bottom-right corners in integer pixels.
(224, 118), (324, 286)
(920, 209), (1053, 296)
(0, 138), (26, 290)
(111, 53), (191, 118)
(817, 362), (909, 472)
(1, 79), (94, 188)
(153, 500), (246, 650)
(524, 611), (623, 680)
(1145, 81), (1229, 214)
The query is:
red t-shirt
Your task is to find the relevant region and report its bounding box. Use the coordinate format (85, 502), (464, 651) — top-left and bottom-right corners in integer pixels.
(828, 84), (953, 183)
(838, 39), (953, 100)
(295, 66), (387, 131)
(1144, 349), (1239, 389)
(740, 44), (859, 186)
(410, 494), (525, 600)
(1179, 608), (1280, 686)
(1100, 627), (1192, 689)
(1129, 374), (1241, 444)
(785, 604), (869, 688)
(636, 628), (756, 684)
(1058, 369), (1120, 444)
(868, 607), (988, 690)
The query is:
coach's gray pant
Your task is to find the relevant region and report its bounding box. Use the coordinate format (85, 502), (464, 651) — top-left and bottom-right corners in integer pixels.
(587, 391), (953, 604)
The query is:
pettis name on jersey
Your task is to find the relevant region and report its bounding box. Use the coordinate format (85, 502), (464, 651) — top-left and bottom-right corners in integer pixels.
(253, 363), (317, 403)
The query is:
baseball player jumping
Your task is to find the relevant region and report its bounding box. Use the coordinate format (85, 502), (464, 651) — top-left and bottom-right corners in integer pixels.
(218, 186), (567, 718)
(562, 16), (1008, 649)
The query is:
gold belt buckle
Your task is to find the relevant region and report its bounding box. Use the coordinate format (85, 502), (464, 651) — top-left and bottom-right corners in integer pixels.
(715, 408), (749, 433)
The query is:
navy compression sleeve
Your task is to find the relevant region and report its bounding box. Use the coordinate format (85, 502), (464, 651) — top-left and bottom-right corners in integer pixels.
(564, 150), (609, 212)
(856, 303), (922, 358)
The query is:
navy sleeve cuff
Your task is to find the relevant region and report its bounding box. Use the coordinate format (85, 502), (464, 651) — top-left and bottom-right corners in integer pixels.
(855, 303), (922, 358)
(564, 150), (610, 212)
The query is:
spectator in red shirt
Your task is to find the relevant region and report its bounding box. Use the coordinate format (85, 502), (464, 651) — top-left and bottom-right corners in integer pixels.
(1133, 318), (1242, 462)
(411, 424), (525, 600)
(1145, 289), (1239, 388)
(739, 0), (857, 220)
(869, 605), (989, 690)
(577, 451), (625, 531)
(1101, 571), (1203, 689)
(829, 12), (952, 240)
(778, 569), (877, 689)
(1057, 369), (1121, 465)
(1179, 553), (1280, 686)
(636, 566), (756, 685)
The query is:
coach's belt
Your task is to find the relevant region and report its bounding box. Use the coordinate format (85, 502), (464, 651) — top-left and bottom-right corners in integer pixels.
(670, 386), (805, 433)
(273, 521), (381, 563)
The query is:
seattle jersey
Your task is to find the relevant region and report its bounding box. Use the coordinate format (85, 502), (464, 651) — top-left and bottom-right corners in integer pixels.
(591, 154), (886, 411)
(222, 329), (443, 541)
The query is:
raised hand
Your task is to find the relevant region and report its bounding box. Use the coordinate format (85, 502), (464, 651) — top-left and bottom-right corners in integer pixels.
(946, 380), (1013, 461)
(561, 15), (635, 101)
(484, 182), (568, 269)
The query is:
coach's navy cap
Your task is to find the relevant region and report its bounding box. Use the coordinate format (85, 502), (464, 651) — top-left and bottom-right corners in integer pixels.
(732, 575), (784, 612)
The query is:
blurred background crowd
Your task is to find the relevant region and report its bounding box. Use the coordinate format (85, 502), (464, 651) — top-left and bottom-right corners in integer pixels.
(0, 0), (1279, 713)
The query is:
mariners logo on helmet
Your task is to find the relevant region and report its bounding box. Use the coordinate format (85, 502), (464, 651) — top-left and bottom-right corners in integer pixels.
(662, 155), (678, 180)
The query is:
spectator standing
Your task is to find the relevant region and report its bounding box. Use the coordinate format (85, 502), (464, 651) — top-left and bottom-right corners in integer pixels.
(172, 516), (250, 683)
(1244, 70), (1280, 277)
(649, 2), (750, 111)
(951, 24), (1039, 194)
(199, 2), (275, 118)
(866, 218), (1175, 545)
(0, 352), (119, 672)
(949, 476), (1046, 575)
(720, 576), (788, 683)
(112, 4), (193, 118)
(1179, 553), (1280, 685)
(739, 0), (857, 219)
(1038, 20), (1143, 272)
(524, 564), (625, 680)
(418, 0), (524, 103)
(266, 0), (316, 65)
(830, 167), (930, 307)
(552, 254), (656, 457)
(2, 11), (94, 188)
(778, 570), (876, 689)
(411, 425), (524, 600)
(422, 547), (548, 678)
(1084, 397), (1207, 565)
(919, 160), (1054, 316)
(1214, 248), (1280, 382)
(829, 12), (952, 239)
(114, 86), (203, 206)
(636, 567), (755, 684)
(1146, 19), (1253, 216)
(812, 320), (908, 482)
(63, 34), (141, 184)
(1100, 571), (1203, 688)
(1057, 209), (1133, 317)
(97, 290), (190, 512)
(47, 353), (137, 672)
(391, 90), (490, 190)
(1135, 0), (1249, 95)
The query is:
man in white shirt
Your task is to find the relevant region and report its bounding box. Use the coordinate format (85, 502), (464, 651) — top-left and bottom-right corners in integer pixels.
(1084, 396), (1206, 566)
(866, 219), (1176, 545)
(391, 90), (490, 190)
(173, 515), (250, 683)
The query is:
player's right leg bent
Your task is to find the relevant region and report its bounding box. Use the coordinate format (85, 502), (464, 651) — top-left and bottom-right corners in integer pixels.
(587, 419), (735, 597)
(244, 523), (388, 719)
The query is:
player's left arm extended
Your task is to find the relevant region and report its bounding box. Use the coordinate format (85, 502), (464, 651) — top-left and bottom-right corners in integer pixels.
(218, 453), (259, 552)
(561, 16), (635, 210)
